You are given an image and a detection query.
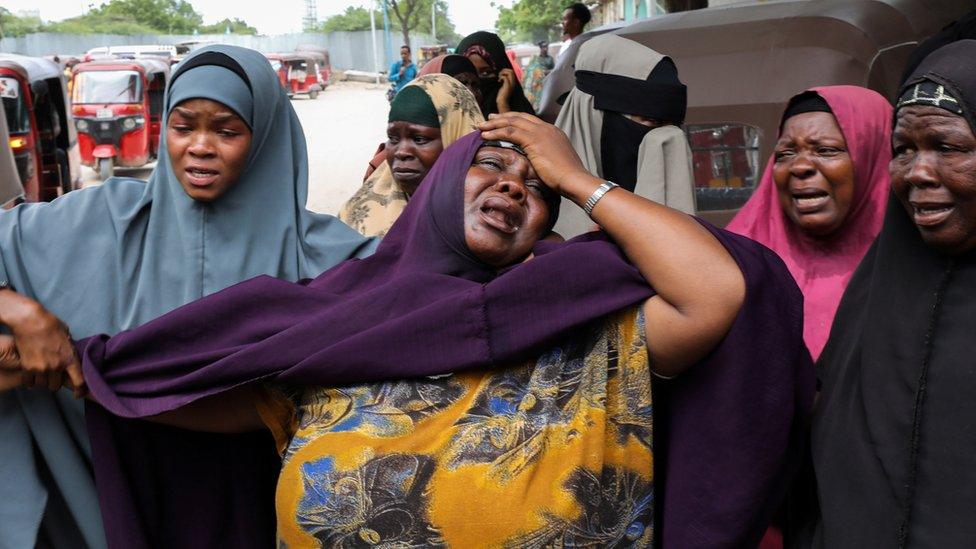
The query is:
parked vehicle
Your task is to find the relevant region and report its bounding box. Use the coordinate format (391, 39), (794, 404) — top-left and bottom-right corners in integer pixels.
(295, 44), (332, 87)
(0, 53), (81, 202)
(85, 44), (177, 62)
(417, 45), (448, 70)
(71, 58), (170, 180)
(538, 0), (970, 226)
(264, 53), (290, 95)
(265, 53), (323, 99)
(0, 96), (20, 205)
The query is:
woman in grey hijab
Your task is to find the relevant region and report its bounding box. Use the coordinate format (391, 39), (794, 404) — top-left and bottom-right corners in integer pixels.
(554, 34), (696, 238)
(0, 45), (373, 549)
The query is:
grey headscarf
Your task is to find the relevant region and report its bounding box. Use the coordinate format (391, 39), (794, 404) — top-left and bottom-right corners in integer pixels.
(554, 34), (696, 238)
(0, 106), (22, 203)
(0, 45), (374, 549)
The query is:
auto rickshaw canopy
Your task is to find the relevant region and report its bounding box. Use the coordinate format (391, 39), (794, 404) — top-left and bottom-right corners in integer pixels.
(73, 58), (171, 81)
(0, 54), (62, 85)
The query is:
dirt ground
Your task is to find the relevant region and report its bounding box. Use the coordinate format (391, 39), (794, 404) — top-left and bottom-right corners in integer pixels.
(80, 80), (390, 216)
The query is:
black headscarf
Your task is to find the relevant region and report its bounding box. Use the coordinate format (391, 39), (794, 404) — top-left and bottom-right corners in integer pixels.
(440, 54), (477, 78)
(898, 9), (976, 87)
(799, 40), (976, 548)
(779, 91), (833, 131)
(456, 31), (536, 116)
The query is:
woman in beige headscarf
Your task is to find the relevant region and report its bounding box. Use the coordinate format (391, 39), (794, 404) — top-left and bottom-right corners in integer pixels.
(554, 34), (696, 238)
(339, 74), (484, 236)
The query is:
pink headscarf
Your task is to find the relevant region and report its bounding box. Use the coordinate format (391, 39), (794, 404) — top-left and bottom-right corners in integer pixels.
(505, 49), (524, 82)
(417, 54), (446, 77)
(727, 86), (892, 360)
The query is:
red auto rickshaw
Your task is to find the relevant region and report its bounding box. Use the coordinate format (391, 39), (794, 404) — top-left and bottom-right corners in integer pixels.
(71, 58), (169, 179)
(295, 44), (332, 87)
(266, 53), (323, 99)
(0, 53), (81, 202)
(264, 53), (292, 96)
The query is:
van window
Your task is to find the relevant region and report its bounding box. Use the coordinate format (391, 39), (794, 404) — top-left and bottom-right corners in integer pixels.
(684, 123), (762, 211)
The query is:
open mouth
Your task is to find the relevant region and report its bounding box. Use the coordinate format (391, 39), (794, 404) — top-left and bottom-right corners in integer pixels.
(910, 201), (955, 228)
(185, 166), (220, 187)
(479, 196), (523, 234)
(791, 189), (831, 214)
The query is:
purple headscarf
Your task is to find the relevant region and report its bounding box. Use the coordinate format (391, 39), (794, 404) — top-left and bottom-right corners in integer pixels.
(79, 132), (812, 548)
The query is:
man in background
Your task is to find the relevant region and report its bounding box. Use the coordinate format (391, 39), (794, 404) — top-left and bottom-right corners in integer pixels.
(388, 45), (418, 100)
(523, 41), (555, 109)
(561, 3), (592, 43)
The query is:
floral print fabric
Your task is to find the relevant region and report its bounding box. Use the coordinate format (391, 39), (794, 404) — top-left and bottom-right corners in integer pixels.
(272, 306), (654, 548)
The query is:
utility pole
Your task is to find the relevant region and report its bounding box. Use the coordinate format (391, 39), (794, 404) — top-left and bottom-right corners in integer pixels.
(431, 2), (436, 42)
(302, 0), (318, 32)
(370, 6), (380, 84)
(381, 0), (392, 67)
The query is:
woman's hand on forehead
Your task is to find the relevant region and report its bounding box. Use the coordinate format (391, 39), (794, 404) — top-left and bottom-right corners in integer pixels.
(478, 113), (588, 195)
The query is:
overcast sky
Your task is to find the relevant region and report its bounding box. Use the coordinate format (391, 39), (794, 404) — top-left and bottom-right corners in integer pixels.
(10, 0), (515, 36)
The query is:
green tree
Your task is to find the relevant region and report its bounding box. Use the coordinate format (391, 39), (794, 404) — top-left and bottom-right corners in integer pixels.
(411, 0), (459, 44)
(496, 0), (568, 43)
(319, 6), (371, 32)
(199, 17), (258, 35)
(0, 7), (43, 38)
(89, 0), (203, 34)
(44, 13), (157, 35)
(319, 1), (458, 45)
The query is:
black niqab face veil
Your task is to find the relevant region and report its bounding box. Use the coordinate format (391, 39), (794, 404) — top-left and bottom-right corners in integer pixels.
(804, 39), (976, 548)
(599, 112), (651, 192)
(456, 31), (537, 116)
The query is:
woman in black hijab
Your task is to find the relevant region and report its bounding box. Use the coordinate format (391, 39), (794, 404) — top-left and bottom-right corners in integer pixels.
(799, 39), (976, 547)
(456, 31), (536, 116)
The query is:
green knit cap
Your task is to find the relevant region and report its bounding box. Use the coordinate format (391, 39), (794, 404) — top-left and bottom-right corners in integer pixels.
(388, 85), (440, 128)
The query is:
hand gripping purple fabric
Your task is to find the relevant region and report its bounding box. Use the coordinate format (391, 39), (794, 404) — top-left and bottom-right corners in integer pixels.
(78, 132), (813, 548)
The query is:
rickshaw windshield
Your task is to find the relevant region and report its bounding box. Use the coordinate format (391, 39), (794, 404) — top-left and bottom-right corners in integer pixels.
(0, 76), (30, 133)
(72, 70), (143, 104)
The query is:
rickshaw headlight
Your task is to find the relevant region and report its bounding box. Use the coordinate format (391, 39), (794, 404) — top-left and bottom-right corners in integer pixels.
(122, 117), (137, 131)
(76, 119), (89, 132)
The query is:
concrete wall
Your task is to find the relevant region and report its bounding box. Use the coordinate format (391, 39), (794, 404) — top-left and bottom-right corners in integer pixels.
(0, 30), (433, 72)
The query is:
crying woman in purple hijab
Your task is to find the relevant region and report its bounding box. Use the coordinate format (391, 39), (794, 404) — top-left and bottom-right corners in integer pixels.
(7, 112), (812, 548)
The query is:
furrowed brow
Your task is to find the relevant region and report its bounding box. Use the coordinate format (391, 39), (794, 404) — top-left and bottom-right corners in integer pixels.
(171, 107), (198, 118)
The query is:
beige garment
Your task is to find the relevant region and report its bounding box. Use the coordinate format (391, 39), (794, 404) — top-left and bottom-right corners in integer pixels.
(554, 34), (695, 239)
(0, 107), (23, 204)
(339, 74), (485, 237)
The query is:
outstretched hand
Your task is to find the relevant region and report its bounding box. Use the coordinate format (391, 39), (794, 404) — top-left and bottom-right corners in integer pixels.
(478, 112), (592, 197)
(3, 297), (87, 396)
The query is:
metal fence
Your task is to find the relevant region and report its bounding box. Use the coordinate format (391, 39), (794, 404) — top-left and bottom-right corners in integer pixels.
(0, 30), (433, 72)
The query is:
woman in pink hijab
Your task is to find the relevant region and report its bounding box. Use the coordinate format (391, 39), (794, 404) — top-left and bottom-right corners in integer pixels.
(728, 86), (891, 361)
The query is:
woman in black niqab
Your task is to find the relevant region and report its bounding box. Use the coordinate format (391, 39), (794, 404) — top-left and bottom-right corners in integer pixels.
(456, 31), (536, 116)
(798, 39), (976, 548)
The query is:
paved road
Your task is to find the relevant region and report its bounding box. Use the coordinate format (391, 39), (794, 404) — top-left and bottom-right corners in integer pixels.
(81, 81), (390, 216)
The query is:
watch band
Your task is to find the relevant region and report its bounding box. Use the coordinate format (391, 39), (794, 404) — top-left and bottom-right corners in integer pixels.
(583, 181), (620, 216)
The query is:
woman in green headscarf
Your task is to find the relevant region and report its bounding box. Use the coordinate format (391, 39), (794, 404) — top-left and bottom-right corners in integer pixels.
(340, 74), (485, 237)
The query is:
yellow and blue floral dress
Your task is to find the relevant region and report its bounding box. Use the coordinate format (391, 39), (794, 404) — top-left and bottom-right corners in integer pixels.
(263, 306), (654, 548)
